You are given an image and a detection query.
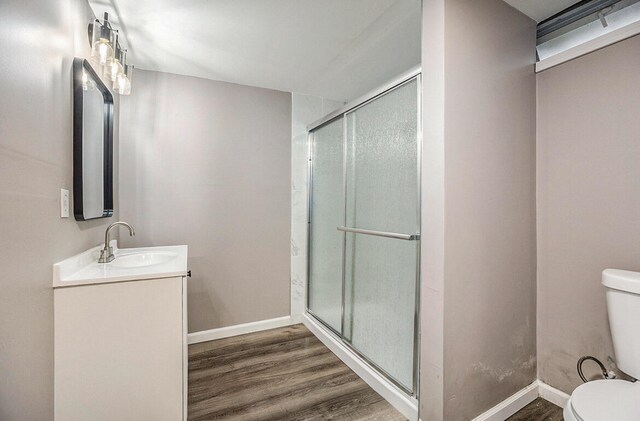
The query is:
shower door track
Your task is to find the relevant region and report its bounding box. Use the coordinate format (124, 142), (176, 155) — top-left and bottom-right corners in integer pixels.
(307, 66), (422, 132)
(305, 65), (422, 399)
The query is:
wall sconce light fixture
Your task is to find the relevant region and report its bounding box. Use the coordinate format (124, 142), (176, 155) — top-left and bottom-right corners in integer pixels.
(103, 35), (124, 82)
(114, 64), (134, 96)
(89, 13), (115, 65)
(89, 12), (133, 95)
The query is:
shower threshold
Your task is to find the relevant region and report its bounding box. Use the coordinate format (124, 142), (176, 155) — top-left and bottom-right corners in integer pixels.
(302, 313), (419, 421)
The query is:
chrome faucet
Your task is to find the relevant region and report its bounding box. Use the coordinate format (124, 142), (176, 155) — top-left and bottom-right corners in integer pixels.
(98, 221), (136, 263)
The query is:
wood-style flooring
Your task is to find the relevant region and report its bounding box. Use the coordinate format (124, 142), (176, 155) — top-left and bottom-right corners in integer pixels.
(507, 398), (564, 421)
(188, 324), (406, 420)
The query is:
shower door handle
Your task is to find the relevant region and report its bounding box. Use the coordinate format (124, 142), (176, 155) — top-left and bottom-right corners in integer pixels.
(337, 226), (420, 241)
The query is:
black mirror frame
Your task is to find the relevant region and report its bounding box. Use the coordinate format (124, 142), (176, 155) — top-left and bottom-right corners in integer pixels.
(72, 57), (114, 221)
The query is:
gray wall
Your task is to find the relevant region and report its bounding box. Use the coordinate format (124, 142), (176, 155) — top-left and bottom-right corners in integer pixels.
(119, 70), (292, 332)
(0, 0), (119, 419)
(536, 35), (640, 393)
(443, 1), (537, 418)
(421, 1), (537, 419)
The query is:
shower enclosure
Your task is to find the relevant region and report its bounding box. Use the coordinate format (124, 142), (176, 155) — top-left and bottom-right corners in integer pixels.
(306, 68), (421, 395)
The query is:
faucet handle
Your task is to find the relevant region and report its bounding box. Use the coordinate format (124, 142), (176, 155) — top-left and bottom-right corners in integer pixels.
(98, 246), (115, 263)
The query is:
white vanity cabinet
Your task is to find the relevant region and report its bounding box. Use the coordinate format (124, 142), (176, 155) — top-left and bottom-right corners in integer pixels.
(53, 243), (188, 421)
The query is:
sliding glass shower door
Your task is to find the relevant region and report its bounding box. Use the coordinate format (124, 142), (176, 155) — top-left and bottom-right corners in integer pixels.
(308, 73), (420, 394)
(308, 117), (344, 332)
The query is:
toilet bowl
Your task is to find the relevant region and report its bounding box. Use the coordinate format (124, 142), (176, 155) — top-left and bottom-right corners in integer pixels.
(563, 379), (640, 420)
(563, 269), (640, 421)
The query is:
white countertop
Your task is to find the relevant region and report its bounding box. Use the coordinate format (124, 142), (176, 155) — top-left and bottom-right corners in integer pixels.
(53, 241), (188, 288)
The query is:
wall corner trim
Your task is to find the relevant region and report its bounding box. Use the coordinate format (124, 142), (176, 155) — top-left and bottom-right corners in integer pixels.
(187, 316), (293, 344)
(470, 380), (570, 421)
(290, 313), (305, 324)
(470, 381), (539, 421)
(537, 380), (571, 408)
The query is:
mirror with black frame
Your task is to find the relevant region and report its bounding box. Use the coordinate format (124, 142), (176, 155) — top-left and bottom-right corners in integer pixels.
(72, 57), (114, 220)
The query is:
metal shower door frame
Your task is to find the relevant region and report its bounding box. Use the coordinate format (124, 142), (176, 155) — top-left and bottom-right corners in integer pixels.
(305, 66), (422, 397)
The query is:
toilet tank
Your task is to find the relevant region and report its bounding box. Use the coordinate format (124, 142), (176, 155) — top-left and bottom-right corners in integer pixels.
(602, 269), (640, 380)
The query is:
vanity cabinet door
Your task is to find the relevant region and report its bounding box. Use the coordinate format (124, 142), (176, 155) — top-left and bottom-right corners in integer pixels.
(54, 277), (185, 421)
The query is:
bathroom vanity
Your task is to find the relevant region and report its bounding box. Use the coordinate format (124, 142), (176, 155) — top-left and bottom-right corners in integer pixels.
(53, 242), (188, 421)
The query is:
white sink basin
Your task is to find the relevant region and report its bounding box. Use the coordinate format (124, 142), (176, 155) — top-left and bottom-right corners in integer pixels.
(110, 251), (178, 268)
(53, 241), (188, 288)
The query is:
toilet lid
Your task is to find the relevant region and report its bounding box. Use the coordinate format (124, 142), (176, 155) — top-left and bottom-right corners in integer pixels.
(571, 379), (640, 420)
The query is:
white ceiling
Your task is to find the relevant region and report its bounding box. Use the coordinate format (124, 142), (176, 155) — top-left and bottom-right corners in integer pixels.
(503, 0), (584, 22)
(88, 0), (421, 101)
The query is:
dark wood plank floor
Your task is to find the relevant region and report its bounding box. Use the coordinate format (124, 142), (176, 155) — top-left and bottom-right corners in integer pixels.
(507, 398), (564, 421)
(188, 324), (406, 420)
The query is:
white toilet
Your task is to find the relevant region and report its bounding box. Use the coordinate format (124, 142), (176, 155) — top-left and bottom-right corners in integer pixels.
(563, 269), (640, 421)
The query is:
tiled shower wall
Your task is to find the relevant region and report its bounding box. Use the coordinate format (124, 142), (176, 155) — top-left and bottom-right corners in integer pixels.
(290, 94), (344, 319)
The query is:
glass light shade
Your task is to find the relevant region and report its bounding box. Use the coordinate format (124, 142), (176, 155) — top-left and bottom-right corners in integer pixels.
(90, 19), (114, 65)
(104, 45), (124, 82)
(113, 73), (126, 93)
(114, 64), (133, 95)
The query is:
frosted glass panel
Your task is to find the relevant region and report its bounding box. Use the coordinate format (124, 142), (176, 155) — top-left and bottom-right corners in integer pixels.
(307, 76), (420, 394)
(344, 234), (417, 389)
(308, 118), (344, 332)
(345, 79), (418, 234)
(343, 79), (419, 391)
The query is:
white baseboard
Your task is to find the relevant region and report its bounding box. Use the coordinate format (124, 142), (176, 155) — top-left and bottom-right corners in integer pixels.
(538, 380), (570, 409)
(302, 314), (419, 421)
(290, 313), (304, 324)
(188, 314), (572, 421)
(471, 381), (538, 421)
(188, 315), (293, 344)
(471, 380), (570, 421)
